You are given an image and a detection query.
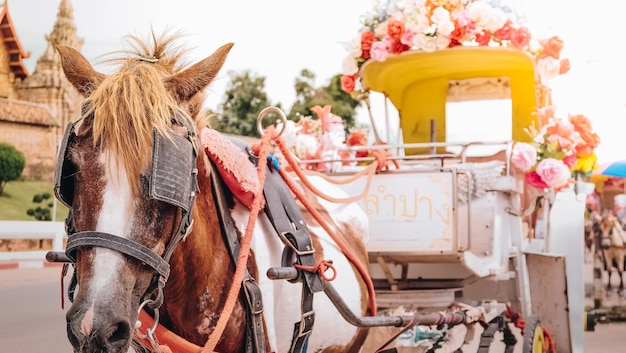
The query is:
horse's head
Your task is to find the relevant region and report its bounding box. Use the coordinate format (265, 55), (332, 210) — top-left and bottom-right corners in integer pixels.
(55, 33), (232, 352)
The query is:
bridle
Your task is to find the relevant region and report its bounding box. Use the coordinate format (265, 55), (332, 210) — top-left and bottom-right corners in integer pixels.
(51, 112), (199, 310)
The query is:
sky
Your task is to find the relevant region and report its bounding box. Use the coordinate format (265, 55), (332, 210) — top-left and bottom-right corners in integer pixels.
(9, 0), (626, 163)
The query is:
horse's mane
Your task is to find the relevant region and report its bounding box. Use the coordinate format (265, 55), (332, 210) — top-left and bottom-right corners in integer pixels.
(82, 30), (198, 196)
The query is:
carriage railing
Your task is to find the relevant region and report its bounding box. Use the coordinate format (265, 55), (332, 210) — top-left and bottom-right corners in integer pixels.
(266, 266), (501, 329)
(293, 140), (514, 176)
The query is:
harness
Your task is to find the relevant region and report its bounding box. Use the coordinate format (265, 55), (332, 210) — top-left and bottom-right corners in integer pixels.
(53, 115), (199, 310)
(216, 137), (325, 353)
(51, 115), (326, 352)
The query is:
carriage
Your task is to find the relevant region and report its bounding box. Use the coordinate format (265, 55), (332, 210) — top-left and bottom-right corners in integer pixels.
(285, 45), (588, 353)
(43, 14), (589, 353)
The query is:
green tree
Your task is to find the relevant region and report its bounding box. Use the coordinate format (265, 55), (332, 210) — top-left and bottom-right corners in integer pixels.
(287, 70), (360, 132)
(27, 192), (53, 221)
(0, 143), (25, 196)
(212, 71), (272, 137)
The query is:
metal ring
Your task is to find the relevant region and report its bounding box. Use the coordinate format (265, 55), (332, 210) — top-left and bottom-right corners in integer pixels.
(257, 107), (287, 138)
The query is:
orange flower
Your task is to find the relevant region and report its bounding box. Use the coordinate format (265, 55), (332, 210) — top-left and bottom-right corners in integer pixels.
(387, 19), (405, 41)
(540, 36), (564, 59)
(545, 119), (576, 150)
(494, 20), (513, 41)
(341, 74), (356, 94)
(360, 31), (376, 59)
(559, 58), (571, 75)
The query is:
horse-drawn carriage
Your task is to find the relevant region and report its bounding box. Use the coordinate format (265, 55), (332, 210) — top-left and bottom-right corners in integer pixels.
(44, 4), (589, 353)
(309, 45), (588, 352)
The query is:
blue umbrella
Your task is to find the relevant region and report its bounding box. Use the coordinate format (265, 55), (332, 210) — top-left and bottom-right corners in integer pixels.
(596, 160), (626, 178)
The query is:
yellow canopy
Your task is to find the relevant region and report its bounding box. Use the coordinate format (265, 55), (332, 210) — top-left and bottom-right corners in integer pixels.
(360, 46), (540, 148)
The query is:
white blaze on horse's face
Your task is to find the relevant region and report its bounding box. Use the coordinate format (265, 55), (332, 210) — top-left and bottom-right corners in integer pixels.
(89, 153), (135, 296)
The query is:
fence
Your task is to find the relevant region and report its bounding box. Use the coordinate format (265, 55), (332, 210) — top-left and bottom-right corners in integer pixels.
(0, 221), (66, 261)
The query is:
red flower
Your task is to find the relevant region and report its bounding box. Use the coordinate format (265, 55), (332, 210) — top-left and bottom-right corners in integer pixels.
(525, 171), (548, 189)
(494, 20), (513, 41)
(475, 30), (491, 46)
(450, 21), (467, 42)
(562, 153), (577, 168)
(360, 31), (376, 59)
(389, 40), (409, 54)
(341, 74), (356, 94)
(448, 38), (460, 48)
(387, 19), (405, 41)
(510, 27), (531, 48)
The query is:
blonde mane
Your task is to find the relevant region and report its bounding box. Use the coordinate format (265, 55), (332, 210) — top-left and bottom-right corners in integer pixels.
(82, 32), (196, 196)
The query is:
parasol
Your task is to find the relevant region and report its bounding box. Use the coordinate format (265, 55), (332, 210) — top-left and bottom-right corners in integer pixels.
(594, 160), (626, 178)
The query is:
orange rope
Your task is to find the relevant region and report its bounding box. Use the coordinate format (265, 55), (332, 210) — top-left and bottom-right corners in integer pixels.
(275, 138), (381, 204)
(202, 126), (275, 353)
(275, 150), (378, 316)
(293, 259), (337, 281)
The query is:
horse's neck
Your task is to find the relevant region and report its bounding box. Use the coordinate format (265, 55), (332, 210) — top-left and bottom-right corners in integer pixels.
(161, 158), (247, 349)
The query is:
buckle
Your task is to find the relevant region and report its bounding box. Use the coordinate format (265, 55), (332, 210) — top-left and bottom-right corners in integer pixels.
(279, 231), (315, 256)
(298, 310), (315, 337)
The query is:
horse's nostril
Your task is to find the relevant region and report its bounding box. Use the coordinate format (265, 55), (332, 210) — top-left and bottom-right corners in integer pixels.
(96, 319), (131, 348)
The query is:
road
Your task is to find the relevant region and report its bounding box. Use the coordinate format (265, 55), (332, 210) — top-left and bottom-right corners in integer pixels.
(0, 265), (625, 353)
(0, 265), (71, 353)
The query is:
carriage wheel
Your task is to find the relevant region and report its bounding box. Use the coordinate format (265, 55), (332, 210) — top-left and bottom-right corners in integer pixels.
(522, 315), (545, 353)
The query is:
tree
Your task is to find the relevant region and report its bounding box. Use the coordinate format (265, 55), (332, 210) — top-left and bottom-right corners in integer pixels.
(211, 71), (272, 137)
(27, 193), (53, 221)
(288, 70), (360, 132)
(0, 143), (25, 196)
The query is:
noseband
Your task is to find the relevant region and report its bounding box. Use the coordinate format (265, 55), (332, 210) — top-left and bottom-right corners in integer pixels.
(50, 115), (199, 308)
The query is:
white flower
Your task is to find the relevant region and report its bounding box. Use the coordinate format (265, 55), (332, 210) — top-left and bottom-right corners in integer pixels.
(294, 134), (319, 160)
(467, 1), (494, 30)
(483, 8), (508, 32)
(436, 35), (451, 49)
(413, 33), (438, 52)
(341, 55), (359, 75)
(436, 20), (455, 37)
(374, 21), (388, 38)
(430, 6), (451, 24)
(344, 35), (362, 58)
(404, 13), (430, 34)
(536, 57), (561, 82)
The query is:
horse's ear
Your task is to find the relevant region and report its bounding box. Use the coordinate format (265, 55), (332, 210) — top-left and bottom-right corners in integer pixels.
(57, 45), (105, 97)
(164, 42), (234, 102)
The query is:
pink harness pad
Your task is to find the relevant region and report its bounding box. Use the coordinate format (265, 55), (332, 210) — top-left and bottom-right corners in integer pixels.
(200, 128), (259, 208)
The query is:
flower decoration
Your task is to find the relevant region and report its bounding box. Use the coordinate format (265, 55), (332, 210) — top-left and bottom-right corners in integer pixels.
(278, 105), (369, 172)
(511, 107), (600, 191)
(340, 0), (570, 95)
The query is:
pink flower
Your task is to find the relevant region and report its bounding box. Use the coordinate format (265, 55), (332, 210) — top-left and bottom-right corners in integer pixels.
(370, 41), (389, 61)
(510, 26), (531, 48)
(535, 158), (571, 188)
(511, 142), (537, 171)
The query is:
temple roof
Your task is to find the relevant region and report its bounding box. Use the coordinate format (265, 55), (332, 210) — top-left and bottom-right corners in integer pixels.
(0, 2), (30, 79)
(0, 98), (58, 127)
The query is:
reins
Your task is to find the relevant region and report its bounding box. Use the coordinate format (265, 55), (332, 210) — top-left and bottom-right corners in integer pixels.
(201, 126), (276, 353)
(270, 136), (379, 316)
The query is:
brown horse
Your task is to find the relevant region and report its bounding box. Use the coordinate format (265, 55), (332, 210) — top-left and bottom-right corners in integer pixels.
(55, 32), (371, 353)
(596, 214), (626, 292)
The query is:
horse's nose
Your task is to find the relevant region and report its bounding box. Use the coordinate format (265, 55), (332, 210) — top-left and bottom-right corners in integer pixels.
(94, 317), (132, 349)
(67, 309), (132, 351)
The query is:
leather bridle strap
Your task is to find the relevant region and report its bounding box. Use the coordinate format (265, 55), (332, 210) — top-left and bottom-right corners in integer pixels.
(208, 155), (267, 353)
(65, 231), (171, 281)
(262, 163), (322, 353)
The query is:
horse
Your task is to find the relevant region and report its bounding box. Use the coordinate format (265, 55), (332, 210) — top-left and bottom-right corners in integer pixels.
(595, 214), (626, 292)
(54, 32), (373, 353)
